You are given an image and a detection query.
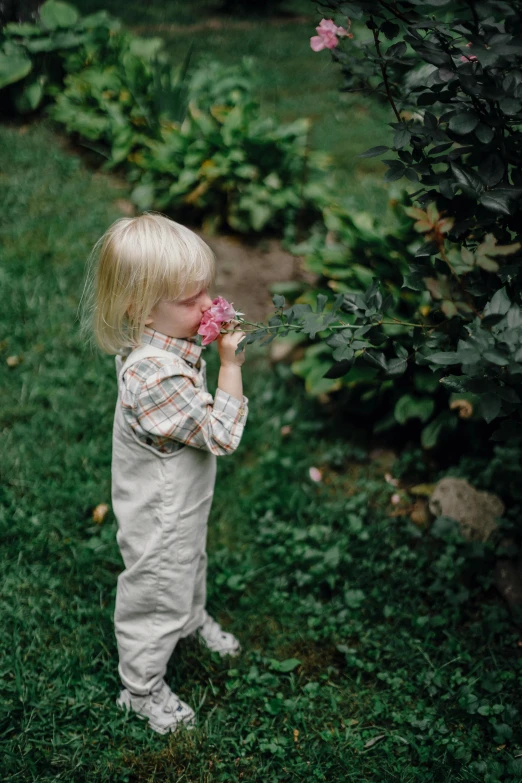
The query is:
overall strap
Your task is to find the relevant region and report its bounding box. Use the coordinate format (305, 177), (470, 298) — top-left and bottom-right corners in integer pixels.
(117, 344), (186, 385)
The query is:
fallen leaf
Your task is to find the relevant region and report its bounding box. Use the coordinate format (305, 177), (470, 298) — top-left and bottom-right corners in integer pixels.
(450, 398), (473, 418)
(410, 499), (430, 528)
(409, 483), (436, 497)
(92, 503), (109, 524)
(364, 734), (386, 749)
(7, 355), (22, 367)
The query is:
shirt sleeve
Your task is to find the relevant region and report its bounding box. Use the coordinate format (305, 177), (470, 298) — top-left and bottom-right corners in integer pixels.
(134, 367), (249, 456)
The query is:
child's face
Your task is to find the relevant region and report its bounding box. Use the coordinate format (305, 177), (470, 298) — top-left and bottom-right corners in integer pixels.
(144, 285), (213, 339)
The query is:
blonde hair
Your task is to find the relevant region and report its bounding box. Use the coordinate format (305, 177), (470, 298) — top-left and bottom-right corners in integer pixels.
(79, 213), (216, 355)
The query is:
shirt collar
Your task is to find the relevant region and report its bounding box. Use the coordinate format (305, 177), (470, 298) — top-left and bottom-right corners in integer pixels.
(141, 326), (203, 367)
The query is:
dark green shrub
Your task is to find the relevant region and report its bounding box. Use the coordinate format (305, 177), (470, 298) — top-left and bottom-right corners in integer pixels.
(244, 0), (522, 448)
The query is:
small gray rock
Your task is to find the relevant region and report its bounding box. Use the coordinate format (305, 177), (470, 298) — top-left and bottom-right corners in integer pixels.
(428, 477), (504, 542)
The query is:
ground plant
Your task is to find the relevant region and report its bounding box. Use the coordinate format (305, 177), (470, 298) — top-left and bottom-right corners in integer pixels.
(2, 120), (522, 783)
(0, 0), (330, 235)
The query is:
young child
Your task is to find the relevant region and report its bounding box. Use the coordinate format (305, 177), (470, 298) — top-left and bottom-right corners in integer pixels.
(81, 212), (248, 734)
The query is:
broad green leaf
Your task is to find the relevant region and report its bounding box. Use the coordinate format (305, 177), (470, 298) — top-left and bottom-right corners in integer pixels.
(394, 394), (434, 424)
(478, 153), (504, 187)
(428, 352), (461, 365)
(270, 658), (301, 673)
(0, 52), (32, 90)
(13, 77), (44, 113)
(39, 0), (79, 30)
(475, 123), (495, 144)
(448, 111), (479, 135)
(479, 191), (513, 215)
(484, 288), (511, 317)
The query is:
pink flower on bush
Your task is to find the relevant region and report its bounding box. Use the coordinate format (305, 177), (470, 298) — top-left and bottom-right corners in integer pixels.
(460, 42), (478, 62)
(198, 296), (239, 346)
(310, 18), (353, 52)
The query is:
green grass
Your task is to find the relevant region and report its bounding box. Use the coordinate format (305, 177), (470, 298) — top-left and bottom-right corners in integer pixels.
(69, 0), (395, 214)
(2, 122), (522, 781)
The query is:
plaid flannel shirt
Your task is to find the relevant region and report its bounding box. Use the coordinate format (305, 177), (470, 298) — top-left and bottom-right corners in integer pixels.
(118, 327), (248, 455)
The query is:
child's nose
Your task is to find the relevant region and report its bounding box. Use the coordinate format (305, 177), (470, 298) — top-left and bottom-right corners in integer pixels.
(201, 294), (213, 311)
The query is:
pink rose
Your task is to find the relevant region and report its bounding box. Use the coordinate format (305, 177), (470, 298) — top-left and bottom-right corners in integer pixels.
(197, 296), (239, 346)
(310, 18), (353, 52)
(210, 296), (236, 322)
(198, 315), (222, 346)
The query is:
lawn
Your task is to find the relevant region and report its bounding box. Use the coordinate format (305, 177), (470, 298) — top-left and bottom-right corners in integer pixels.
(1, 121), (522, 782)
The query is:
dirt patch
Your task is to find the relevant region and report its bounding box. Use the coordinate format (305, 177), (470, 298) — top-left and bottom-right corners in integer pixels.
(198, 232), (304, 323)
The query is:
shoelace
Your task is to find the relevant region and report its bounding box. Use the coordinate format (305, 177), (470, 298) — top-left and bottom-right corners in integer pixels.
(151, 683), (182, 714)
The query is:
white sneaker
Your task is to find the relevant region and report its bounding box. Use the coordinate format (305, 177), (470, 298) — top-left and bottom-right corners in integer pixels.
(196, 611), (241, 657)
(116, 680), (195, 735)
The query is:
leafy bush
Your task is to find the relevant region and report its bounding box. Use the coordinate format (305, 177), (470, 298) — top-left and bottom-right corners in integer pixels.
(244, 0), (522, 447)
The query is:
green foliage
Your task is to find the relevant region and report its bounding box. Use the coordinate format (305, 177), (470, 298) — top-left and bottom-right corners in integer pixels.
(0, 0), (328, 235)
(252, 0), (522, 445)
(2, 121), (522, 783)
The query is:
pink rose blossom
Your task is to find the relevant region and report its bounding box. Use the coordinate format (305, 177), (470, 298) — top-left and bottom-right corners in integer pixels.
(197, 296), (239, 346)
(209, 295), (236, 322)
(198, 316), (222, 346)
(310, 18), (353, 52)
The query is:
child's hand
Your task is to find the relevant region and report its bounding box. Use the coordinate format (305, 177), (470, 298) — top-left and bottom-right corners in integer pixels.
(217, 320), (246, 367)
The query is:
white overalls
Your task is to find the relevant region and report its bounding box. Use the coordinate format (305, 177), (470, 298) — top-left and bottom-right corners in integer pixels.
(111, 344), (217, 696)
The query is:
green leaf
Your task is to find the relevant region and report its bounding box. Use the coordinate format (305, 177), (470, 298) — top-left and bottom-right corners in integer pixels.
(39, 0), (79, 29)
(480, 393), (501, 423)
(448, 111), (479, 135)
(394, 128), (410, 149)
(270, 658), (301, 673)
(440, 375), (467, 392)
(483, 351), (509, 366)
(475, 123), (494, 144)
(484, 288), (511, 317)
(13, 77), (44, 113)
(478, 153), (504, 187)
(332, 345), (355, 362)
(499, 98), (522, 115)
(357, 146), (389, 158)
(394, 394), (434, 424)
(131, 184), (155, 210)
(323, 358), (354, 378)
(344, 589), (365, 609)
(316, 294), (328, 313)
(421, 414), (447, 449)
(451, 163), (484, 197)
(479, 191), (514, 215)
(428, 352), (461, 365)
(0, 51), (32, 90)
(272, 294), (285, 308)
(362, 351), (388, 371)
